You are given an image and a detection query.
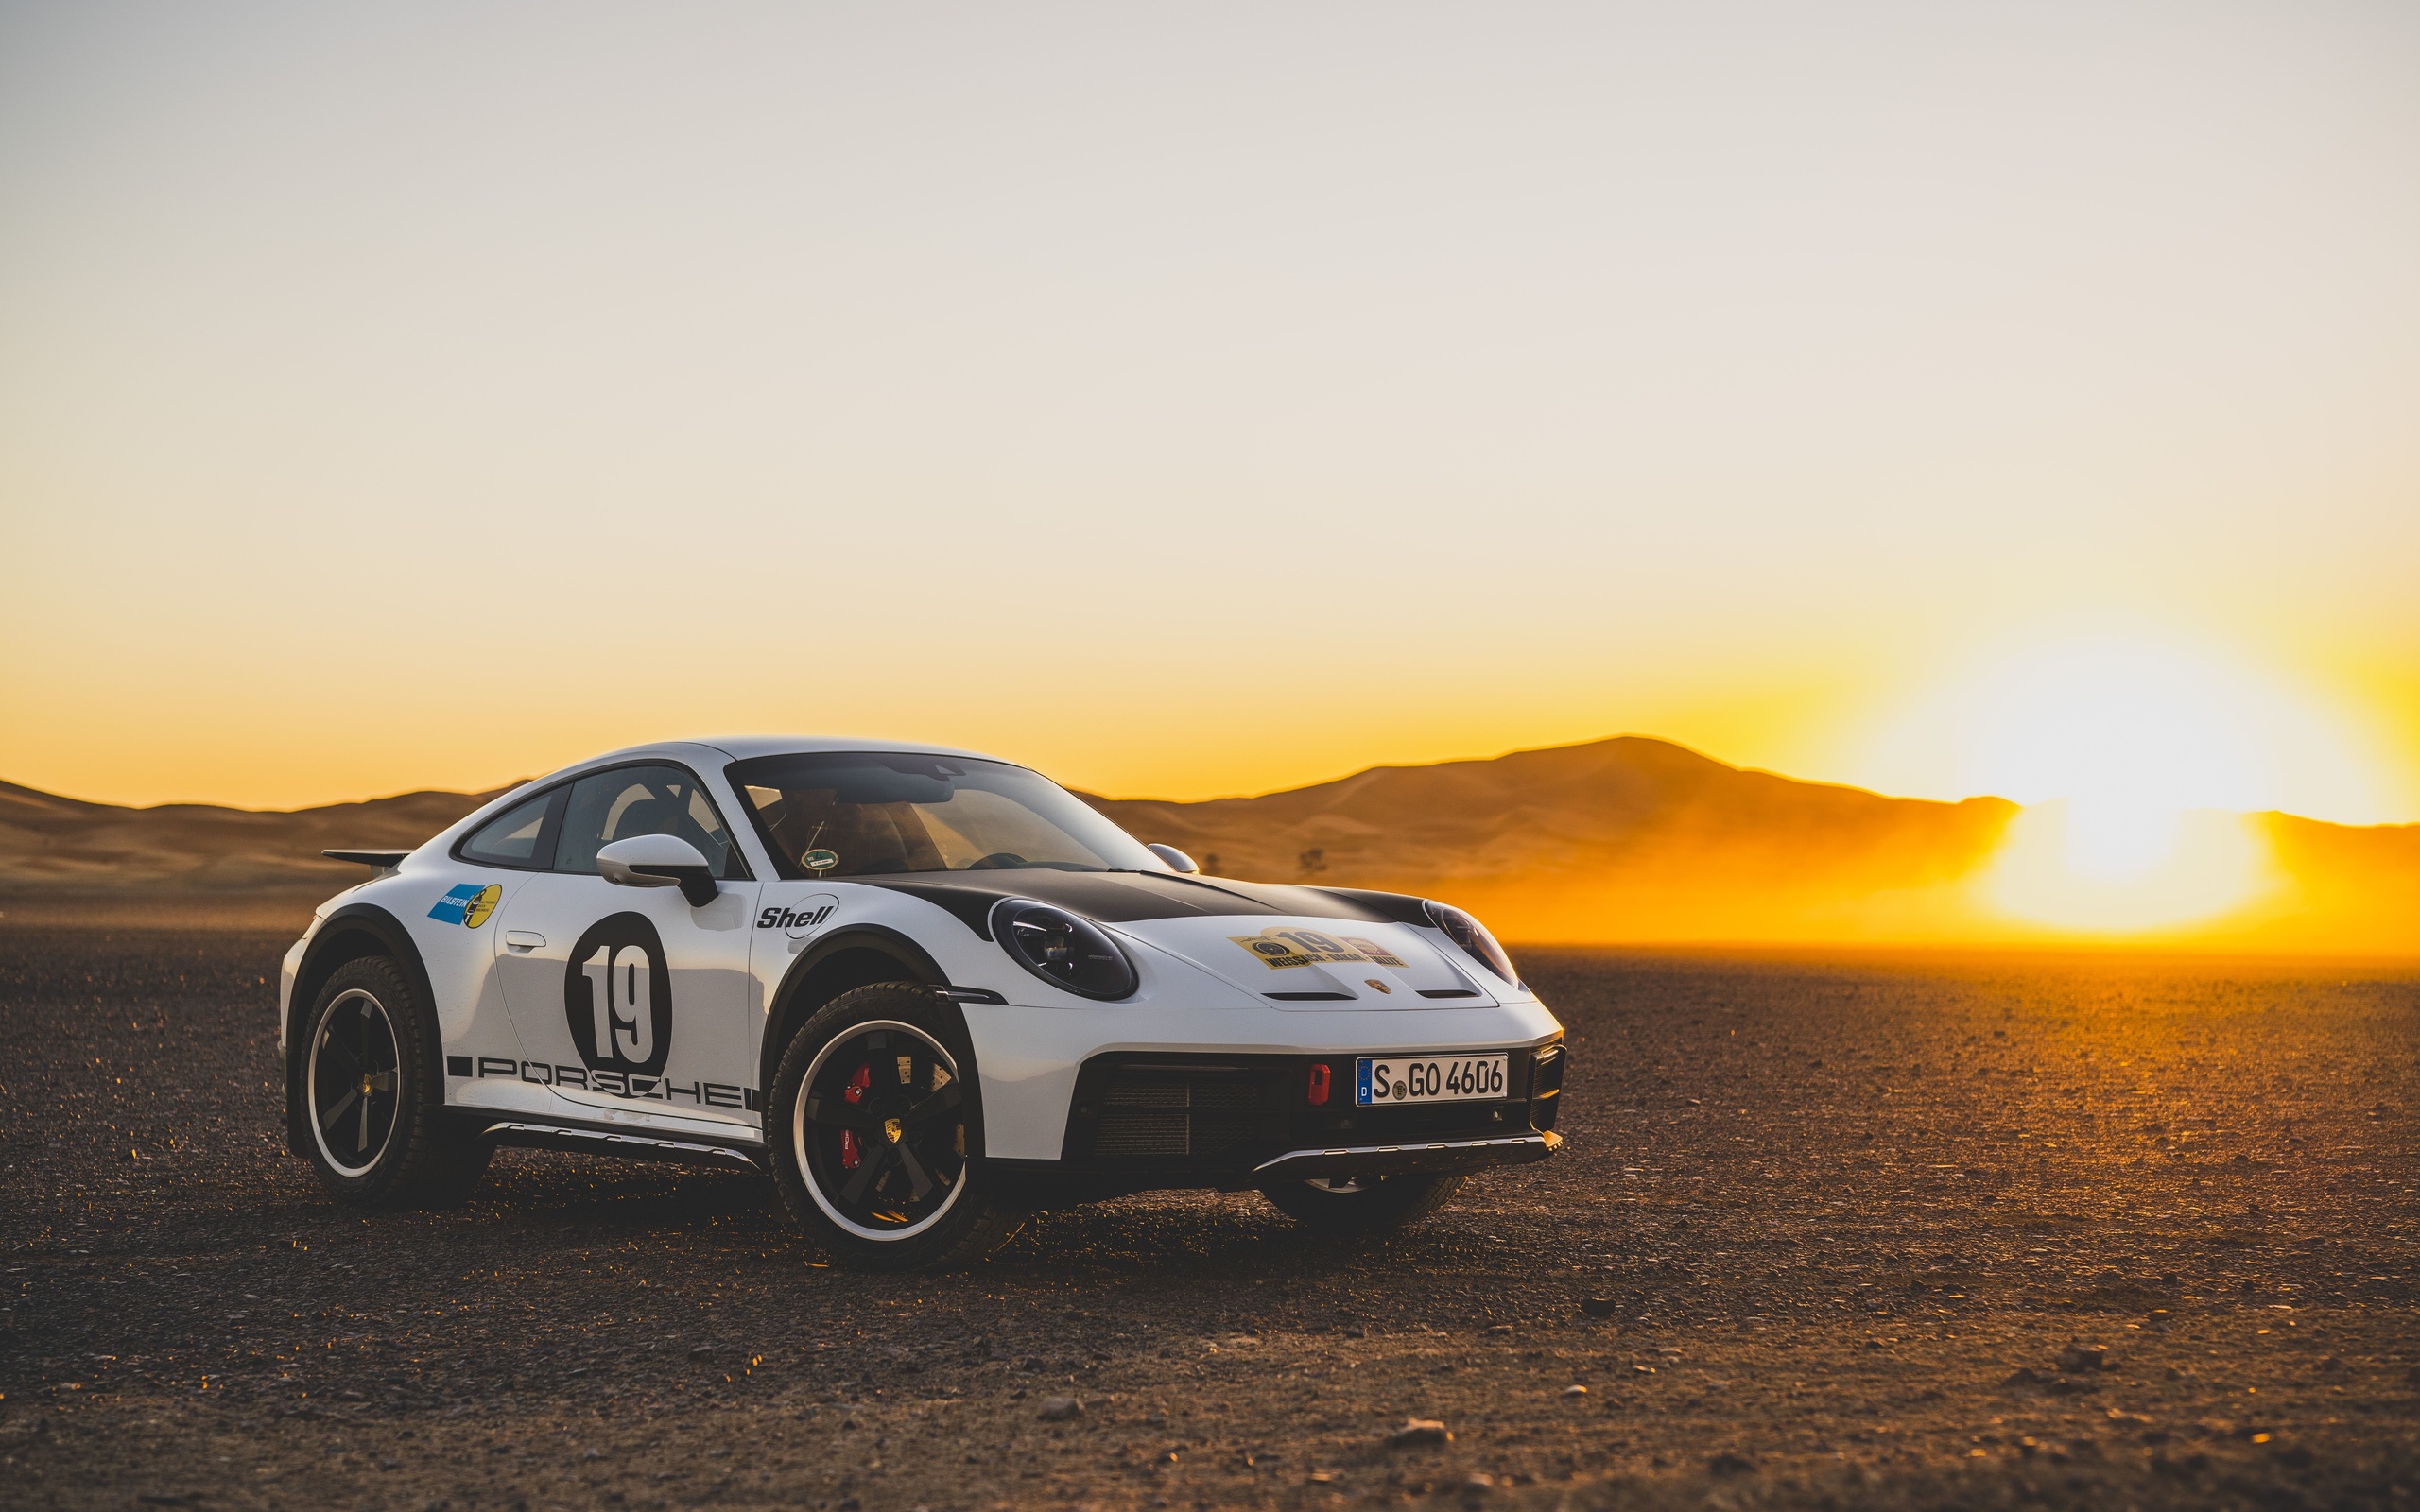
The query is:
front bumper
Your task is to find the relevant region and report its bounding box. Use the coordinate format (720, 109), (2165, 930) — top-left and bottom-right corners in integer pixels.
(1012, 1040), (1564, 1192)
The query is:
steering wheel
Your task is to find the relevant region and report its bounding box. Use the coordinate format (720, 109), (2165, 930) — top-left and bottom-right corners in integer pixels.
(966, 852), (1028, 870)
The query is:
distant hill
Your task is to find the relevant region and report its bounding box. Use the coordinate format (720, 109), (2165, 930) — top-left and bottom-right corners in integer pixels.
(1082, 737), (2020, 944)
(3, 739), (2413, 950)
(0, 779), (505, 923)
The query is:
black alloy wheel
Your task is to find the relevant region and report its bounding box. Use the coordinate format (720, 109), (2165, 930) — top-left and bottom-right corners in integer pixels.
(801, 1021), (967, 1231)
(295, 955), (491, 1206)
(309, 988), (402, 1176)
(769, 983), (1019, 1270)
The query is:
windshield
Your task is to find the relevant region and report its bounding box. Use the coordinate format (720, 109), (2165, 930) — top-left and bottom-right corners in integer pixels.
(725, 751), (1164, 880)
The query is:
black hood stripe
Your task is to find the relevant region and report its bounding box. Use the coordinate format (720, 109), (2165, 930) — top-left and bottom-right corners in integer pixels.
(855, 871), (1412, 939)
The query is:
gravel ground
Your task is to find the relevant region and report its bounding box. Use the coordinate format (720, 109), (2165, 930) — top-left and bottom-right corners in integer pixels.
(3, 926), (2417, 1512)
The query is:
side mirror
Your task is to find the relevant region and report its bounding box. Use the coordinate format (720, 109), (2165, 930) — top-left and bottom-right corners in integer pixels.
(596, 834), (720, 907)
(1147, 843), (1200, 875)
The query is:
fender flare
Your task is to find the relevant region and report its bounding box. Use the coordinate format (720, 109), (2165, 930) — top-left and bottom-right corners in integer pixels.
(757, 923), (963, 1111)
(285, 903), (441, 1159)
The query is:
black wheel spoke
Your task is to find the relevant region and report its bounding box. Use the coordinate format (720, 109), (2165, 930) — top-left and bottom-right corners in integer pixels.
(901, 1082), (961, 1125)
(839, 1140), (893, 1205)
(803, 1095), (878, 1132)
(893, 1141), (937, 1201)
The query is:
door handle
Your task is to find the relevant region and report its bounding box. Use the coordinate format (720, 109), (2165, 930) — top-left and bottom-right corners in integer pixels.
(505, 930), (546, 953)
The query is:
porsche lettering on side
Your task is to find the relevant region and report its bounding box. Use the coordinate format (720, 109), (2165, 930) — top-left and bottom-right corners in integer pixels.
(278, 739), (1567, 1270)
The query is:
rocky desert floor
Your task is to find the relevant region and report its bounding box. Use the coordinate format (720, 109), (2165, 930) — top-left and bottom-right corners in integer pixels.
(2, 926), (2416, 1511)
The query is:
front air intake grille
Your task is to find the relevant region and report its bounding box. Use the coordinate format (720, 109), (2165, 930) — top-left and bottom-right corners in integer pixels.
(1078, 1064), (1278, 1161)
(1092, 1109), (1189, 1156)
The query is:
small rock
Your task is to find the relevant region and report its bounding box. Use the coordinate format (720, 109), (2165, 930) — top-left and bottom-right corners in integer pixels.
(1342, 1324), (1365, 1339)
(338, 1390), (365, 1401)
(1461, 1471), (1495, 1492)
(1389, 1419), (1451, 1449)
(2057, 1343), (2109, 1373)
(2320, 1356), (2343, 1372)
(1019, 1355), (1045, 1372)
(377, 1458), (400, 1471)
(1485, 1323), (1513, 1335)
(1561, 1383), (1588, 1399)
(1038, 1397), (1083, 1422)
(689, 1344), (715, 1358)
(2001, 1366), (2049, 1388)
(1707, 1452), (1756, 1476)
(1579, 1298), (1619, 1318)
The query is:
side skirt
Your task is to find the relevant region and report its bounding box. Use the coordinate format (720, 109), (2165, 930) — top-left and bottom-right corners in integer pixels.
(453, 1113), (769, 1173)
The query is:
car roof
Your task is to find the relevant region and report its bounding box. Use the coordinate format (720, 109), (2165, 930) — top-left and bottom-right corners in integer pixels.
(612, 735), (1008, 765)
(425, 736), (1027, 859)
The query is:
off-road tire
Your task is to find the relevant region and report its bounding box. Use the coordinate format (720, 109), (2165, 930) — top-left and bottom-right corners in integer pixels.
(769, 982), (1018, 1272)
(299, 955), (490, 1207)
(1257, 1172), (1466, 1233)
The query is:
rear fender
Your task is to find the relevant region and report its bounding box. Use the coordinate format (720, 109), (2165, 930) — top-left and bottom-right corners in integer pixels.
(283, 904), (440, 1160)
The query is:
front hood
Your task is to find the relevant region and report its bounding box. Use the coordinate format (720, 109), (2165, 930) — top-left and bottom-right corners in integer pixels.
(1114, 913), (1497, 1008)
(855, 871), (1499, 1009)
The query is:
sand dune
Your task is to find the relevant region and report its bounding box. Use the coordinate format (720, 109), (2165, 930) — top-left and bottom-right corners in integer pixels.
(0, 779), (501, 919)
(3, 739), (2413, 951)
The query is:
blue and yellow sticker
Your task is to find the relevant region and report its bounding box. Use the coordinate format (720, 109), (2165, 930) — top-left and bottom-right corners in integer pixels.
(429, 882), (502, 928)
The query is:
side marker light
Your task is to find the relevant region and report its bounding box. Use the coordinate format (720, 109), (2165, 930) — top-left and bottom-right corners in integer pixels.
(1306, 1062), (1331, 1107)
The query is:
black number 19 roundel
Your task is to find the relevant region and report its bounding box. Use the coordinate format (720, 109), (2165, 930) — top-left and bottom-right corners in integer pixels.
(562, 912), (673, 1075)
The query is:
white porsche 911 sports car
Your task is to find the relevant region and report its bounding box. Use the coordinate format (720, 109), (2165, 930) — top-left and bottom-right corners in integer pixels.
(281, 739), (1565, 1268)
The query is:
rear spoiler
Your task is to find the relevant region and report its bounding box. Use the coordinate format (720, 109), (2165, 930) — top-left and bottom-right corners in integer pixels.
(324, 849), (411, 869)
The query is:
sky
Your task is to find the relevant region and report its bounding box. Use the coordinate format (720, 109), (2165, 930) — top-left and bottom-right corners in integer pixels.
(3, 0), (2415, 821)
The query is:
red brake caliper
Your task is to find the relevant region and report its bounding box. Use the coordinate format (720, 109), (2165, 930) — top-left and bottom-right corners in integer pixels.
(839, 1062), (872, 1170)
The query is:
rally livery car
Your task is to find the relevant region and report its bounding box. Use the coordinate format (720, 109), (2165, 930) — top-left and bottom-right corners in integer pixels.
(282, 739), (1565, 1268)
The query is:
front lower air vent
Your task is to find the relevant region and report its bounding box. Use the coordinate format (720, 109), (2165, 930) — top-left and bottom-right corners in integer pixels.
(1090, 1066), (1268, 1158)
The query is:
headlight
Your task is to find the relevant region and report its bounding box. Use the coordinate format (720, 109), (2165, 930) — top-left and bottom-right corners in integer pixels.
(1425, 901), (1521, 988)
(990, 898), (1137, 1000)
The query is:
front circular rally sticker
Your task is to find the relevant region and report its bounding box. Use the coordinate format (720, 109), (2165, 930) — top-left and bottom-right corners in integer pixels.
(562, 912), (673, 1075)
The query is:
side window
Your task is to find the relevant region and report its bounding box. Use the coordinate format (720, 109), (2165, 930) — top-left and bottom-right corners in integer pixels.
(556, 765), (746, 880)
(457, 789), (562, 869)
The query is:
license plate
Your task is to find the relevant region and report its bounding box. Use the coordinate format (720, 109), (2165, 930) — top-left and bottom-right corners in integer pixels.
(1356, 1053), (1509, 1107)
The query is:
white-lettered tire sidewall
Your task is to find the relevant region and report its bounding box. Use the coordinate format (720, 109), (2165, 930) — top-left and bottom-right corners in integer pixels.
(769, 983), (1008, 1271)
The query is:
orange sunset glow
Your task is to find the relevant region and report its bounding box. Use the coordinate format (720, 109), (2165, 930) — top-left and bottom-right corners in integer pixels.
(1, 3), (2415, 954)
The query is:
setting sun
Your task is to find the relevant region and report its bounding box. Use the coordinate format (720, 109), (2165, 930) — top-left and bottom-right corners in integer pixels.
(1859, 627), (2390, 932)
